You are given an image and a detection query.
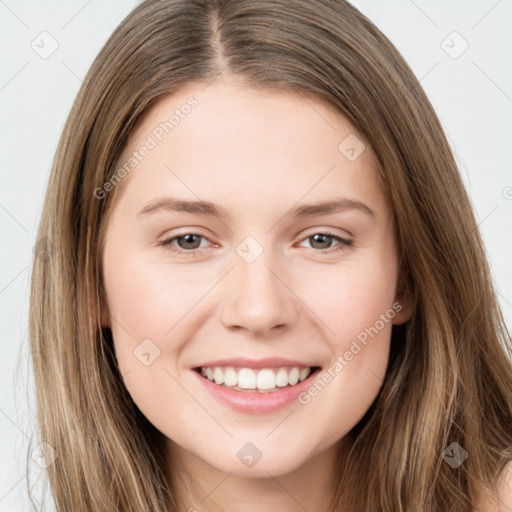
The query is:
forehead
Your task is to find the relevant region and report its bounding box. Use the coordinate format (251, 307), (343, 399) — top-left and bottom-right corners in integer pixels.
(108, 78), (387, 220)
(126, 79), (364, 160)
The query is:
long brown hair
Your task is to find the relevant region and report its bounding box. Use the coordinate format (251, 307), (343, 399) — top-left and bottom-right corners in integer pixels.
(28, 1), (512, 510)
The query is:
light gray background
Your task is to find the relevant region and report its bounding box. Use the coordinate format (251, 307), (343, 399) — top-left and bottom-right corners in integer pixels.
(1, 1), (511, 510)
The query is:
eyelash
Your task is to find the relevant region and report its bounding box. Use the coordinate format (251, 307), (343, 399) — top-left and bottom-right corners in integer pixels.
(158, 231), (353, 257)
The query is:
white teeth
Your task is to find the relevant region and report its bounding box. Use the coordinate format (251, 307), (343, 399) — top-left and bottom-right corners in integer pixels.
(299, 367), (310, 382)
(238, 368), (256, 389)
(256, 369), (276, 390)
(288, 367), (300, 386)
(213, 367), (224, 385)
(275, 368), (289, 387)
(224, 367), (238, 387)
(199, 365), (313, 391)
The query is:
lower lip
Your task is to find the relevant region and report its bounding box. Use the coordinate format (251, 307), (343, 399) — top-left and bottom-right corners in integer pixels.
(193, 368), (321, 414)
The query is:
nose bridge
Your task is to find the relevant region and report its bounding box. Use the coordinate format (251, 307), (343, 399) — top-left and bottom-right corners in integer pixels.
(221, 237), (299, 334)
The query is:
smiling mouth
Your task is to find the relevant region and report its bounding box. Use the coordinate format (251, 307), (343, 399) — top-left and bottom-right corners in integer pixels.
(193, 365), (322, 393)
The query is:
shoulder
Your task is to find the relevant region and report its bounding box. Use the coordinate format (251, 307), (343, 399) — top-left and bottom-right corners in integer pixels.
(475, 461), (512, 511)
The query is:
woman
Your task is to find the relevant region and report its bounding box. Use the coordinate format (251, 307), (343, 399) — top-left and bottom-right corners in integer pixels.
(28, 1), (512, 510)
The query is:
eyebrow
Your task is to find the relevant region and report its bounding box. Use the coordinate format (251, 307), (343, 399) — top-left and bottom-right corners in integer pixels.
(137, 197), (376, 219)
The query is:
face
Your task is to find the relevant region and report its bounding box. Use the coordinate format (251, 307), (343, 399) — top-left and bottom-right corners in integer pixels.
(101, 77), (413, 479)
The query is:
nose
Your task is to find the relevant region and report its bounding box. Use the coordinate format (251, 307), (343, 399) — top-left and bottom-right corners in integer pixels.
(220, 251), (300, 336)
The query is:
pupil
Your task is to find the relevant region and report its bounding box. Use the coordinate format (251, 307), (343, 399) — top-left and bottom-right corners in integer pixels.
(181, 234), (200, 249)
(312, 234), (330, 249)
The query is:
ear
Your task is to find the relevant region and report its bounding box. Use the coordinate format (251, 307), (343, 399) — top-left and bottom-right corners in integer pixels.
(392, 270), (416, 325)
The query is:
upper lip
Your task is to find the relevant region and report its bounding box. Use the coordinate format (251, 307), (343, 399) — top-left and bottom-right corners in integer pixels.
(193, 357), (319, 370)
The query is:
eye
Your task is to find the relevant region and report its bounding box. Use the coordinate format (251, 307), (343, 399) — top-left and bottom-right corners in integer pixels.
(159, 230), (352, 257)
(297, 231), (353, 253)
(159, 233), (212, 256)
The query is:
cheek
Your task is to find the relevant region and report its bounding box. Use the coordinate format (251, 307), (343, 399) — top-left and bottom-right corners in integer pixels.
(102, 251), (202, 426)
(104, 249), (203, 336)
(307, 252), (398, 347)
(294, 257), (398, 446)
(102, 250), (188, 374)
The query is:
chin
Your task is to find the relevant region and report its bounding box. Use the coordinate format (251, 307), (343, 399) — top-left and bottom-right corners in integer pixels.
(202, 445), (310, 478)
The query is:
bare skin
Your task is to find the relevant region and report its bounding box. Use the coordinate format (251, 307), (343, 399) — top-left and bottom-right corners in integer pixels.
(101, 76), (414, 511)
